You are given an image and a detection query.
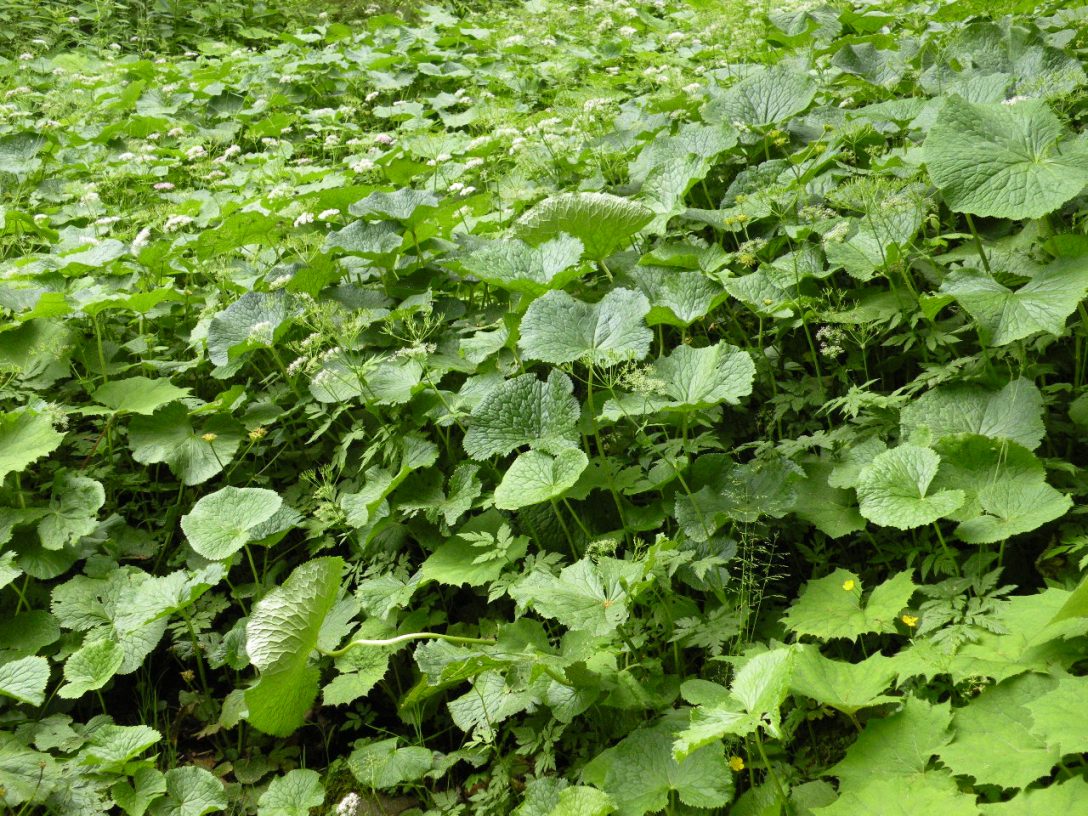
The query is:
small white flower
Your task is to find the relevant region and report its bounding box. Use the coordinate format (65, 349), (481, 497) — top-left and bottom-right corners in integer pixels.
(94, 216), (121, 226)
(1002, 95), (1030, 106)
(350, 158), (375, 173)
(131, 227), (152, 251)
(163, 214), (194, 232)
(318, 208), (340, 221)
(286, 357), (306, 375)
(118, 151), (137, 161)
(167, 127), (184, 137)
(109, 43), (121, 50)
(374, 133), (394, 146)
(324, 134), (340, 146)
(18, 53), (33, 61)
(460, 186), (476, 196)
(293, 212), (315, 227)
(184, 144), (206, 160)
(365, 91), (379, 102)
(261, 137), (279, 147)
(618, 26), (636, 37)
(666, 31), (685, 43)
(68, 15), (80, 23)
(154, 182), (175, 191)
(32, 213), (49, 225)
(465, 157), (484, 169)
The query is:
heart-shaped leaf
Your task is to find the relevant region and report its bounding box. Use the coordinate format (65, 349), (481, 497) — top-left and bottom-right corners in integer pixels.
(924, 97), (1088, 219)
(518, 288), (652, 366)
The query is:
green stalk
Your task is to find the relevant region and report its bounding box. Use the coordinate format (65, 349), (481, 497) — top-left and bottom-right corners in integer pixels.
(321, 631), (495, 658)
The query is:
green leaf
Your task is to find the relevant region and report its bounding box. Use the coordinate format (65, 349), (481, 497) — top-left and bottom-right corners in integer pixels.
(58, 638), (125, 698)
(703, 65), (817, 128)
(1048, 574), (1088, 624)
(448, 670), (537, 741)
(0, 409), (64, 485)
(515, 192), (653, 261)
(323, 619), (395, 707)
(323, 219), (403, 257)
(980, 777), (1088, 816)
(150, 767), (226, 816)
(245, 557), (343, 736)
(181, 487), (283, 560)
(937, 673), (1060, 789)
(206, 291), (297, 367)
(0, 656), (49, 706)
(812, 774), (977, 816)
(627, 267), (729, 327)
(940, 257), (1088, 346)
(256, 769), (324, 816)
(674, 647), (796, 759)
(82, 724), (162, 773)
(674, 455), (804, 541)
(789, 647), (898, 716)
(112, 767), (166, 816)
(420, 517), (529, 588)
(789, 459), (866, 539)
(460, 235), (584, 295)
(347, 738), (433, 789)
(518, 288), (652, 366)
(828, 697), (953, 788)
(924, 96), (1088, 219)
(856, 444), (965, 530)
(600, 342), (754, 420)
(901, 378), (1044, 450)
(493, 448), (588, 510)
(0, 733), (57, 805)
(349, 188), (439, 224)
(1025, 676), (1088, 756)
(92, 376), (190, 415)
(583, 720), (732, 816)
(128, 404), (243, 486)
(782, 569), (916, 641)
(931, 435), (1071, 543)
(38, 473), (105, 550)
(464, 370), (580, 459)
(510, 557), (643, 636)
(550, 786), (615, 816)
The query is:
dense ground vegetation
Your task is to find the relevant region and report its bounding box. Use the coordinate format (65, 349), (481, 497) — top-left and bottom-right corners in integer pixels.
(2, 0), (1088, 813)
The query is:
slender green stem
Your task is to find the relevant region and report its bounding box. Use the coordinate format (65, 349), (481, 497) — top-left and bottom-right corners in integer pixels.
(321, 631), (495, 658)
(964, 213), (991, 274)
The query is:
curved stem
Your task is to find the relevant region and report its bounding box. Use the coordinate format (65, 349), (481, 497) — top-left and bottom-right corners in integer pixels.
(320, 632), (495, 658)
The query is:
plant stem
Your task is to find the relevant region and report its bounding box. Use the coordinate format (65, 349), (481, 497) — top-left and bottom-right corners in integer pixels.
(321, 631), (495, 658)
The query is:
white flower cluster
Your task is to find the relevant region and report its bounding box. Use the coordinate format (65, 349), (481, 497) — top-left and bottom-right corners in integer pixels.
(294, 212), (315, 227)
(163, 214), (194, 232)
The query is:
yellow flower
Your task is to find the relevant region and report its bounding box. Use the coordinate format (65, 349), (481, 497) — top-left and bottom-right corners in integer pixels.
(728, 756), (745, 772)
(248, 427), (267, 441)
(901, 614), (919, 628)
(200, 432), (218, 442)
(842, 579), (855, 591)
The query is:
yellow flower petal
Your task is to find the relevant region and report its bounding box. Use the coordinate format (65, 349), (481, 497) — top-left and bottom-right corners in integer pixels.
(842, 579), (855, 591)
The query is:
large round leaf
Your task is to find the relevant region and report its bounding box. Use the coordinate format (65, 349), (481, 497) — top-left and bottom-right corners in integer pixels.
(518, 288), (652, 366)
(181, 487), (282, 560)
(924, 97), (1088, 219)
(515, 192), (652, 261)
(856, 445), (964, 530)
